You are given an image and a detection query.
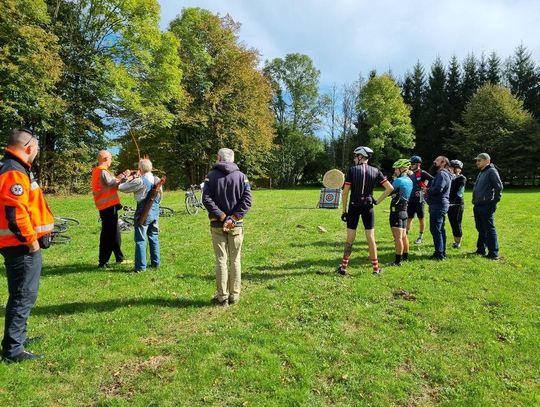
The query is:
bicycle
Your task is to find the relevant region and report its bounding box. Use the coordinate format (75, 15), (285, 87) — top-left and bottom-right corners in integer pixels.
(119, 206), (136, 232)
(50, 216), (80, 244)
(185, 184), (205, 215)
(159, 206), (175, 217)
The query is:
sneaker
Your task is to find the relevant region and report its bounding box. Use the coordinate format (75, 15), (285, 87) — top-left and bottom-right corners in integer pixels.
(386, 262), (402, 267)
(485, 254), (501, 261)
(429, 254), (445, 261)
(97, 263), (109, 269)
(2, 350), (44, 363)
(133, 269), (146, 273)
(372, 268), (384, 275)
(228, 296), (239, 305)
(414, 236), (423, 244)
(116, 259), (133, 265)
(211, 296), (229, 307)
(452, 242), (461, 249)
(336, 265), (350, 276)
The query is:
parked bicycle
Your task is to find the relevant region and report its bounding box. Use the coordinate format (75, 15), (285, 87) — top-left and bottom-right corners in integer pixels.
(185, 184), (205, 215)
(119, 205), (174, 232)
(51, 216), (80, 244)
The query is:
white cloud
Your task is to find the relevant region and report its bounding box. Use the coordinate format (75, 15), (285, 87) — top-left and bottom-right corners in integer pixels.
(158, 0), (540, 86)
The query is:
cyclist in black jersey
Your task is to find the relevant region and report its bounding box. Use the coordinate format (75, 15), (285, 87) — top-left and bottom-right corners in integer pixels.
(406, 155), (433, 244)
(337, 146), (393, 276)
(448, 160), (467, 248)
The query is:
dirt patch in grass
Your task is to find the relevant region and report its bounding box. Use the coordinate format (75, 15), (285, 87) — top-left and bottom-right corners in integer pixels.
(100, 355), (174, 401)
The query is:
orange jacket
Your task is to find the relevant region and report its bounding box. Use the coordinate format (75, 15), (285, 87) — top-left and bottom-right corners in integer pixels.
(0, 147), (54, 248)
(91, 165), (120, 210)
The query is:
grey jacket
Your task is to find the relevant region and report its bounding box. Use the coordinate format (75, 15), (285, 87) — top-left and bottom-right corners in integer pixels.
(472, 164), (503, 206)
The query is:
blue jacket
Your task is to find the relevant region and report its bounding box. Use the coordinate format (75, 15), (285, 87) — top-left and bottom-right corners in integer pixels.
(426, 169), (452, 210)
(203, 162), (252, 226)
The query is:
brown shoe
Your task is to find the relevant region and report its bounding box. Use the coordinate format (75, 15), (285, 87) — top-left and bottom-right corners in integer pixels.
(211, 296), (229, 307)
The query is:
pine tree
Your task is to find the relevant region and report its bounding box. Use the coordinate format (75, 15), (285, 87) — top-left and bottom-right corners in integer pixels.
(478, 52), (488, 86)
(487, 51), (502, 85)
(506, 44), (540, 119)
(461, 53), (479, 105)
(424, 57), (447, 157)
(409, 61), (426, 155)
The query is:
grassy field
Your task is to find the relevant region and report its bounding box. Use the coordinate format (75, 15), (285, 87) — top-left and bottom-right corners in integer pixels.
(0, 188), (539, 406)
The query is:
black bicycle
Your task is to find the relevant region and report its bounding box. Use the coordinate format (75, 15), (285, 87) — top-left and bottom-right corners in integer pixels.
(51, 216), (80, 244)
(185, 184), (205, 215)
(119, 206), (136, 232)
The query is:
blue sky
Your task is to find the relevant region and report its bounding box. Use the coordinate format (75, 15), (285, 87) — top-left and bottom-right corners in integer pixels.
(158, 0), (540, 89)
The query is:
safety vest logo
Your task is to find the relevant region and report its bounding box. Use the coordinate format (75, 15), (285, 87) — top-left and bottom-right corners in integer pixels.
(10, 184), (24, 196)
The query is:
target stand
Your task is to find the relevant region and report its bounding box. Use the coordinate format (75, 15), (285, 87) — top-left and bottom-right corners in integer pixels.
(318, 188), (341, 208)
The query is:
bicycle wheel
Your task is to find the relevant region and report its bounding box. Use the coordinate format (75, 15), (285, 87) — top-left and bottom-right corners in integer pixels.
(51, 234), (72, 244)
(185, 195), (199, 215)
(55, 217), (80, 226)
(118, 218), (133, 233)
(53, 222), (68, 234)
(159, 206), (175, 217)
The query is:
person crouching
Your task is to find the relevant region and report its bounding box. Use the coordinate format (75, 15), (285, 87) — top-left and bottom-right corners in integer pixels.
(118, 159), (161, 273)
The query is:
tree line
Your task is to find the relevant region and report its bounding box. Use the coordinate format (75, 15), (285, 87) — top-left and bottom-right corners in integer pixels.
(1, 1), (539, 192)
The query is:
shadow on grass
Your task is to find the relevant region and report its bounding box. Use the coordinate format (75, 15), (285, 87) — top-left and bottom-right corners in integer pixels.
(41, 264), (140, 277)
(8, 297), (210, 316)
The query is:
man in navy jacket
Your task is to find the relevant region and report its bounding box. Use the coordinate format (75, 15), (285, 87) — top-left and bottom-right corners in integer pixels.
(203, 148), (252, 306)
(472, 153), (503, 260)
(423, 156), (452, 260)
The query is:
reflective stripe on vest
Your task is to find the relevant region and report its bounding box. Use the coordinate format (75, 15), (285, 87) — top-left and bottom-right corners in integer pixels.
(0, 223), (54, 236)
(92, 166), (120, 210)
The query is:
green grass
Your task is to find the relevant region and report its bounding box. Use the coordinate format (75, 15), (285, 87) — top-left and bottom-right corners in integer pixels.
(0, 188), (539, 406)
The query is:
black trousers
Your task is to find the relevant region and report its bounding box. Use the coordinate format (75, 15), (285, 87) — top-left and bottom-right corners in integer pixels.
(448, 204), (464, 238)
(1, 245), (42, 358)
(99, 205), (124, 265)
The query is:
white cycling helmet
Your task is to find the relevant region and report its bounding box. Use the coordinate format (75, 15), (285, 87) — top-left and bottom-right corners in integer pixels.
(450, 159), (463, 169)
(353, 146), (374, 158)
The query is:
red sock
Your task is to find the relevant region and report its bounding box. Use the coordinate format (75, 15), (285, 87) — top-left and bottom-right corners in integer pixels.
(341, 256), (350, 269)
(371, 258), (380, 272)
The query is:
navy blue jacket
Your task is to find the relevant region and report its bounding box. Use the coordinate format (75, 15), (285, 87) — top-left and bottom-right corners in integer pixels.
(472, 164), (503, 206)
(426, 168), (452, 210)
(202, 162), (252, 225)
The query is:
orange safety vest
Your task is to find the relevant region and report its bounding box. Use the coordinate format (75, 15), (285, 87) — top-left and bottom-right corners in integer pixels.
(0, 147), (55, 248)
(91, 165), (120, 210)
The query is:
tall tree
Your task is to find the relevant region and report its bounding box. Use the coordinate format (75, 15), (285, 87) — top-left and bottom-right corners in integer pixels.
(461, 53), (479, 105)
(153, 7), (274, 187)
(0, 0), (63, 148)
(452, 84), (540, 179)
(409, 61), (426, 137)
(506, 44), (540, 119)
(445, 54), (462, 127)
(487, 51), (502, 85)
(357, 74), (415, 166)
(478, 53), (488, 86)
(423, 57), (447, 157)
(264, 53), (323, 186)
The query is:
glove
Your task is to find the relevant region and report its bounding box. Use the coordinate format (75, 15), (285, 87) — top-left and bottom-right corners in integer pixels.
(373, 199), (378, 205)
(341, 212), (348, 222)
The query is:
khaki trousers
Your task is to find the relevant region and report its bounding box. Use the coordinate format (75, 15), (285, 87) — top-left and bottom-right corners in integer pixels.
(211, 226), (244, 302)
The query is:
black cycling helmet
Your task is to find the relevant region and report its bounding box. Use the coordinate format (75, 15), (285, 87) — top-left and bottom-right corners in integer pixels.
(353, 146), (374, 158)
(450, 159), (463, 169)
(410, 155), (422, 164)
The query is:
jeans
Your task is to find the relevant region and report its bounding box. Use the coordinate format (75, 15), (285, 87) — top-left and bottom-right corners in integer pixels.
(211, 226), (244, 302)
(473, 203), (499, 257)
(429, 207), (448, 258)
(134, 219), (160, 271)
(1, 246), (42, 358)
